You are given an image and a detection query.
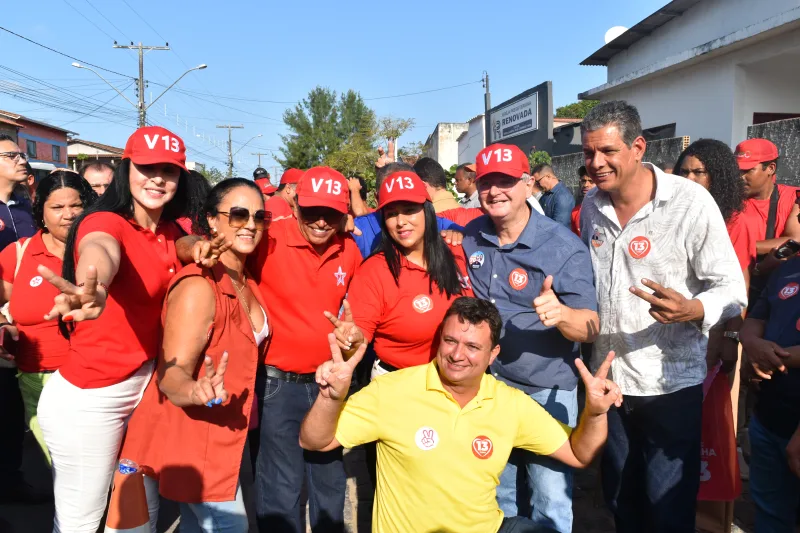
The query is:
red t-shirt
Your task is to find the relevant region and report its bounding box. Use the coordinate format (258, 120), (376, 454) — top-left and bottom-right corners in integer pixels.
(60, 213), (183, 389)
(726, 211), (759, 273)
(743, 183), (798, 241)
(264, 195), (293, 221)
(438, 207), (483, 227)
(0, 232), (69, 372)
(347, 246), (473, 369)
(248, 218), (362, 373)
(571, 204), (582, 236)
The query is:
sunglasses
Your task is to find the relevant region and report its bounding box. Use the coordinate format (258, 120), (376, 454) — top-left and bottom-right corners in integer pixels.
(298, 206), (346, 225)
(218, 207), (271, 230)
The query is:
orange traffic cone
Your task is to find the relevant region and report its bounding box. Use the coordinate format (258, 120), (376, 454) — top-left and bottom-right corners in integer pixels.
(105, 459), (150, 533)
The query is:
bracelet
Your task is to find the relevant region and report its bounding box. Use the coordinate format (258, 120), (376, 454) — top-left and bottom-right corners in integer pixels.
(78, 281), (110, 295)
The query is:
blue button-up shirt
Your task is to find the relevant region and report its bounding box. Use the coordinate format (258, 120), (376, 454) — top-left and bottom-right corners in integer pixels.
(540, 181), (575, 229)
(463, 208), (597, 392)
(0, 194), (36, 252)
(353, 212), (462, 258)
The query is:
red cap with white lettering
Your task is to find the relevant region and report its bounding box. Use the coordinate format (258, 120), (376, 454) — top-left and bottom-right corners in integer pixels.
(295, 167), (350, 214)
(377, 171), (431, 210)
(122, 126), (187, 171)
(255, 178), (277, 194)
(475, 143), (530, 180)
(734, 138), (779, 170)
(280, 168), (304, 185)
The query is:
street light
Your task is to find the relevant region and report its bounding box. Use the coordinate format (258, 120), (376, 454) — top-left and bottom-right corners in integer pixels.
(72, 62), (207, 126)
(234, 134), (263, 157)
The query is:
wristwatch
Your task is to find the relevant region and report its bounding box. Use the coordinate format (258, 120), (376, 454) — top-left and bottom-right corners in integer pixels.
(723, 331), (740, 342)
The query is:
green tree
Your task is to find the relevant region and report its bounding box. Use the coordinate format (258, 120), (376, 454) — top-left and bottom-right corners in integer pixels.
(397, 141), (426, 165)
(529, 151), (552, 168)
(555, 100), (599, 119)
(203, 166), (226, 185)
(278, 87), (375, 170)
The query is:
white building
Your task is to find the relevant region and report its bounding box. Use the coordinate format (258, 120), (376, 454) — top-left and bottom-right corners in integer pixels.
(456, 115), (485, 166)
(578, 0), (800, 147)
(424, 122), (469, 170)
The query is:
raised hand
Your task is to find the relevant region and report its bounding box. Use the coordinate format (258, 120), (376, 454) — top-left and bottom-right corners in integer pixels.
(534, 275), (562, 327)
(575, 351), (623, 415)
(316, 333), (367, 401)
(190, 352), (229, 407)
(192, 234), (233, 268)
(630, 278), (704, 324)
(0, 324), (18, 361)
(323, 300), (364, 353)
(376, 140), (395, 168)
(38, 264), (107, 322)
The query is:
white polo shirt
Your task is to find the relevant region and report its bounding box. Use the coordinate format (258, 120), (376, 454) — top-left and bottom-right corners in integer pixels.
(579, 164), (747, 396)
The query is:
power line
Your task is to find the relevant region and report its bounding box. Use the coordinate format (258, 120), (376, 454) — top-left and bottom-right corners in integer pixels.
(363, 80), (482, 101)
(61, 0), (120, 42)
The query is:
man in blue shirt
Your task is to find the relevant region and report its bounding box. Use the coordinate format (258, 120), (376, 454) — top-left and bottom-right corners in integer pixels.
(463, 143), (598, 532)
(533, 164), (575, 229)
(0, 134), (42, 505)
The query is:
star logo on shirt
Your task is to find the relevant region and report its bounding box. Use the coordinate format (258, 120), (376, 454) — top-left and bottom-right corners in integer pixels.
(334, 266), (347, 286)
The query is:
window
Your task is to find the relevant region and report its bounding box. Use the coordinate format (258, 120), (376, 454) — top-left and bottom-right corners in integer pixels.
(52, 145), (61, 161)
(25, 140), (37, 159)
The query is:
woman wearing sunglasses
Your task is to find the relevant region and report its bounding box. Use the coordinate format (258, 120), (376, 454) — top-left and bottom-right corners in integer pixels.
(122, 177), (270, 532)
(327, 170), (473, 378)
(34, 126), (208, 532)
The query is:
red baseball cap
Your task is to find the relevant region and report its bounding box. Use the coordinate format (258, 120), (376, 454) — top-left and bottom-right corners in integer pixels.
(734, 139), (779, 170)
(295, 167), (349, 214)
(377, 171), (431, 210)
(255, 178), (277, 195)
(122, 126), (187, 171)
(280, 168), (304, 185)
(475, 143), (530, 180)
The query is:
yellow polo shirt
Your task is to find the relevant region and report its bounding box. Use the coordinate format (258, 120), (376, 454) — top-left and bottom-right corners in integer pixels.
(335, 362), (571, 533)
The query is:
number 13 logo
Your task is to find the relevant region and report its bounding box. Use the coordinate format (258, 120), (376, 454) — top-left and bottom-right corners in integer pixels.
(480, 148), (513, 165)
(311, 178), (342, 195)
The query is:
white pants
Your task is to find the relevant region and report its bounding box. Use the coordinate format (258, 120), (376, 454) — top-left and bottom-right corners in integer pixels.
(38, 362), (154, 533)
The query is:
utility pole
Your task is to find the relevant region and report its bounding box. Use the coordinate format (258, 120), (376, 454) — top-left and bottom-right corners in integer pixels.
(217, 125), (244, 177)
(113, 42), (170, 127)
(482, 71), (492, 147)
(251, 152), (269, 167)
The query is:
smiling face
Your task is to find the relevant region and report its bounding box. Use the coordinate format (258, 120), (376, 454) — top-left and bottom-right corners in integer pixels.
(207, 186), (265, 256)
(382, 200), (425, 253)
(296, 206), (345, 250)
(129, 162), (180, 216)
(477, 173), (528, 221)
(436, 314), (500, 388)
(582, 125), (646, 194)
(43, 187), (84, 243)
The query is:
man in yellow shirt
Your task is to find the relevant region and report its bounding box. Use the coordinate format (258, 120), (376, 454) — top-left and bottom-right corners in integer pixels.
(300, 297), (622, 533)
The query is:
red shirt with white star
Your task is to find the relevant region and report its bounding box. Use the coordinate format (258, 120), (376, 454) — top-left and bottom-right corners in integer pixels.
(248, 217), (362, 373)
(347, 245), (473, 370)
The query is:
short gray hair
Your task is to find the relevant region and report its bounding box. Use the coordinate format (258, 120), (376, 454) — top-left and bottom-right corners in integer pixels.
(581, 100), (643, 147)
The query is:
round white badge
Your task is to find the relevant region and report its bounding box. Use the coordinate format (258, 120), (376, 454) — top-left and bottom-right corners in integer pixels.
(29, 276), (43, 288)
(415, 426), (439, 451)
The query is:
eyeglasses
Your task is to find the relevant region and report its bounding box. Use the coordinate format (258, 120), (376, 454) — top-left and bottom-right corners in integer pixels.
(298, 206), (346, 225)
(477, 175), (522, 192)
(678, 168), (708, 178)
(218, 207), (271, 230)
(0, 152), (28, 162)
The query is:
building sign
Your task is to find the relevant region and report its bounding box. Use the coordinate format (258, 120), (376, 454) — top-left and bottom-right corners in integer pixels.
(490, 92), (538, 142)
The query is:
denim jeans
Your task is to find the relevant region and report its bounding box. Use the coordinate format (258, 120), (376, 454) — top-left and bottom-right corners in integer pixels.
(749, 415), (800, 533)
(497, 386), (578, 533)
(601, 384), (702, 533)
(255, 371), (345, 533)
(179, 483), (248, 533)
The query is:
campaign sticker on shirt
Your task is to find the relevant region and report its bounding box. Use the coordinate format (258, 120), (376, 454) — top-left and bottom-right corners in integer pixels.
(591, 227), (605, 248)
(412, 295), (433, 313)
(779, 282), (799, 300)
(334, 266), (347, 286)
(469, 251), (485, 270)
(628, 236), (651, 259)
(472, 436), (493, 459)
(415, 427), (439, 451)
(29, 276), (43, 288)
(509, 268), (528, 290)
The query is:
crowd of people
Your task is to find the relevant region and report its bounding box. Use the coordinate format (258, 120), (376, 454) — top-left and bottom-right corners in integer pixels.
(0, 98), (797, 533)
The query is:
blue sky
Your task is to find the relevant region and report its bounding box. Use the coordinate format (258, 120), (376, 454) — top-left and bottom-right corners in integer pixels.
(0, 0), (664, 177)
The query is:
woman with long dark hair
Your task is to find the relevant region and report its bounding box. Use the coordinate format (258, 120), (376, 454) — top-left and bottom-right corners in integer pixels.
(34, 126), (199, 533)
(675, 138), (756, 372)
(327, 170), (473, 378)
(0, 171), (96, 465)
(121, 177), (270, 532)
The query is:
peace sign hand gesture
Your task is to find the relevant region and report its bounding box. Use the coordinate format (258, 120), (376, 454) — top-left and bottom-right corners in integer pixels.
(38, 264), (107, 322)
(190, 352), (229, 407)
(316, 334), (367, 401)
(323, 300), (365, 354)
(376, 140), (395, 169)
(575, 351), (623, 416)
(630, 278), (704, 324)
